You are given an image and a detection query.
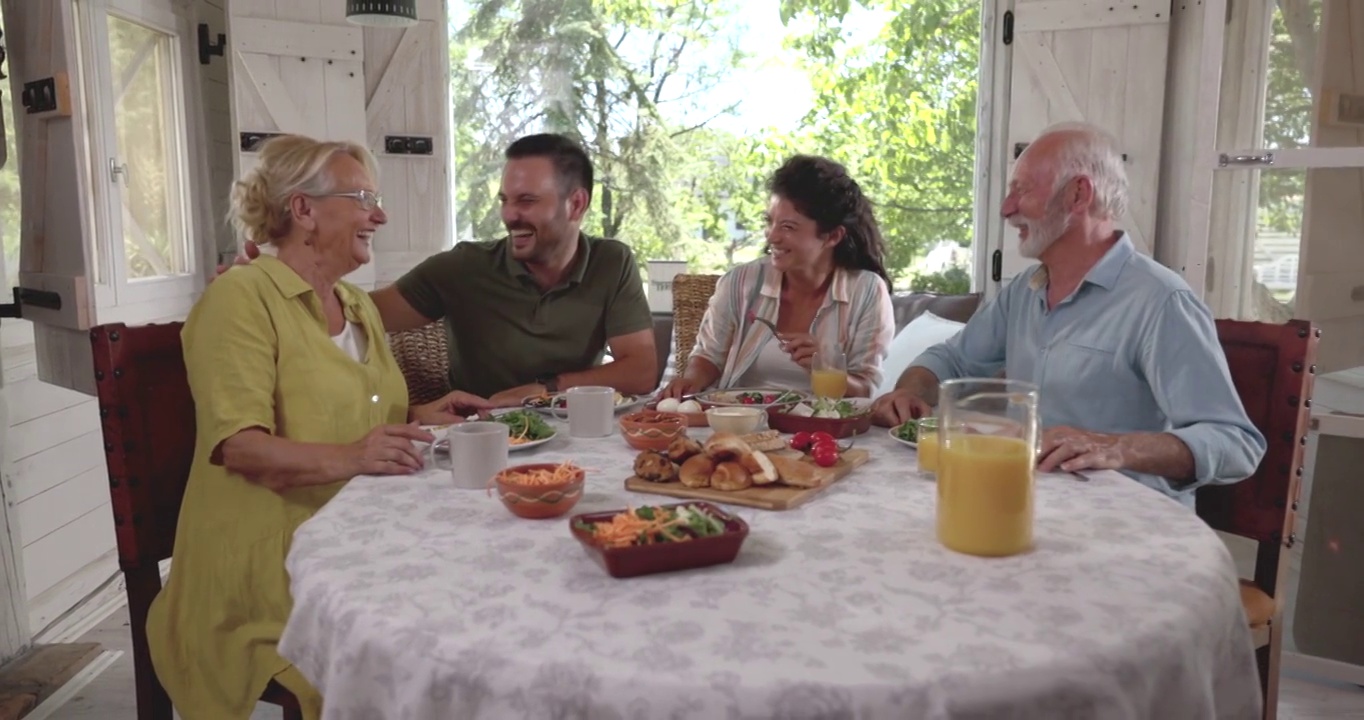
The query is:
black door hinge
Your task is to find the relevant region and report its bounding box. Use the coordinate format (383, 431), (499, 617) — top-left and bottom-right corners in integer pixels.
(991, 250), (1003, 282)
(0, 286), (63, 319)
(198, 23), (225, 65)
(1002, 11), (1014, 45)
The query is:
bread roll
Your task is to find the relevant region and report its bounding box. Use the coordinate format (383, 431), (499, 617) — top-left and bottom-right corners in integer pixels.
(666, 437), (704, 463)
(633, 451), (677, 483)
(710, 461), (753, 491)
(740, 450), (779, 485)
(767, 454), (823, 488)
(704, 432), (752, 461)
(679, 454), (716, 488)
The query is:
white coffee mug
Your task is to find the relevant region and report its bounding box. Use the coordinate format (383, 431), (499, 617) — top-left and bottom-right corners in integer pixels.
(552, 386), (615, 438)
(447, 421), (509, 489)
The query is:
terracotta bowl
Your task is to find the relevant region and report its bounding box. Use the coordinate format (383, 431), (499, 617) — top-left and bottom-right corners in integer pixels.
(618, 411), (688, 451)
(493, 463), (586, 519)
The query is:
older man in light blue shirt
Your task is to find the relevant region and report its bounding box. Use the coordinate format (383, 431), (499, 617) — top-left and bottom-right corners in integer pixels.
(873, 122), (1265, 507)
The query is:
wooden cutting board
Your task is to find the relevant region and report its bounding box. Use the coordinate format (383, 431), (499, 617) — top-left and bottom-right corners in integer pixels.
(623, 448), (870, 511)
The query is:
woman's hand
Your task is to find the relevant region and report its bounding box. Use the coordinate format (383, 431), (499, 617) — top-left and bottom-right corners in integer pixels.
(777, 332), (819, 370)
(659, 376), (700, 400)
(348, 423), (434, 476)
(411, 391), (495, 425)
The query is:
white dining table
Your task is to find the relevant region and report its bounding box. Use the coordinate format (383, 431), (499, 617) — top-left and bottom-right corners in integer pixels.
(278, 419), (1264, 720)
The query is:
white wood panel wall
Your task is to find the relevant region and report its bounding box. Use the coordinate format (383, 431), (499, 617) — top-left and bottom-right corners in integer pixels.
(1296, 0), (1364, 374)
(1, 318), (115, 634)
(364, 0), (451, 286)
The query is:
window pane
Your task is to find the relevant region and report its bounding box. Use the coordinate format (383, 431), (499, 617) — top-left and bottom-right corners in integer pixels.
(107, 14), (188, 280)
(1215, 0), (1319, 154)
(0, 4), (19, 293)
(448, 0), (980, 290)
(1208, 167), (1305, 322)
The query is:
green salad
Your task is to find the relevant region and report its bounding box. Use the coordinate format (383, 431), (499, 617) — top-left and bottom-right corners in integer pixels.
(894, 421), (918, 443)
(495, 410), (555, 441)
(573, 504), (728, 548)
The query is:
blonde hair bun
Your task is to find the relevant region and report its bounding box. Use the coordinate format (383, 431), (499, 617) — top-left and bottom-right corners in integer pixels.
(227, 134), (378, 247)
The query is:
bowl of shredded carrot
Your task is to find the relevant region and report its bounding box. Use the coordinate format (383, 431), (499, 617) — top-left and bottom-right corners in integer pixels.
(568, 502), (749, 578)
(492, 461), (586, 519)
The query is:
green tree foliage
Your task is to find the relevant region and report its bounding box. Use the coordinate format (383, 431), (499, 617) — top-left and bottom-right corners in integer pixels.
(779, 0), (979, 279)
(449, 0), (980, 278)
(1258, 0), (1319, 233)
(908, 265), (970, 294)
(450, 0), (749, 266)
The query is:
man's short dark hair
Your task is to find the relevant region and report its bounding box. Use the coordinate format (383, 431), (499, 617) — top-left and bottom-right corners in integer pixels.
(505, 133), (594, 202)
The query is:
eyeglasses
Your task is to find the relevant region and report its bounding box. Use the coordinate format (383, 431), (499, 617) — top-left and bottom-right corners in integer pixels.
(313, 190), (383, 211)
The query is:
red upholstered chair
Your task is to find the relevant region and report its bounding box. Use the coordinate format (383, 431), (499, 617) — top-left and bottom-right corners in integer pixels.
(90, 322), (302, 720)
(1198, 319), (1320, 720)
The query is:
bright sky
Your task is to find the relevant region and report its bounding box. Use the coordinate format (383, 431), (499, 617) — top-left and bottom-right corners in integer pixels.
(668, 0), (892, 135)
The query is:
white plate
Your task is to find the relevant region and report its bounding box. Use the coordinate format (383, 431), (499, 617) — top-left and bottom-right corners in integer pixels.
(888, 424), (917, 448)
(422, 420), (557, 453)
(508, 432), (556, 452)
(522, 392), (646, 415)
(696, 388), (809, 408)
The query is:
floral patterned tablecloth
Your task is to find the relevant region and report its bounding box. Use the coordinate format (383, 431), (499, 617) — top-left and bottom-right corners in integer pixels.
(278, 422), (1263, 720)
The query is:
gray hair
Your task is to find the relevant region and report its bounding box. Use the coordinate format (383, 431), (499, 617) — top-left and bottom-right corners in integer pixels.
(1038, 121), (1128, 222)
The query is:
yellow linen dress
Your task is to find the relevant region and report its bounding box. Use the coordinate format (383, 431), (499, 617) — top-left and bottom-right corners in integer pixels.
(146, 256), (410, 719)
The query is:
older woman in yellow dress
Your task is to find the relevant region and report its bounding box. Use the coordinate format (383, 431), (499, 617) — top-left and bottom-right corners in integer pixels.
(145, 135), (490, 719)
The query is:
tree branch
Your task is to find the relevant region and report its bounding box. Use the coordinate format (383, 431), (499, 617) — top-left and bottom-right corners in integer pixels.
(1276, 0), (1319, 98)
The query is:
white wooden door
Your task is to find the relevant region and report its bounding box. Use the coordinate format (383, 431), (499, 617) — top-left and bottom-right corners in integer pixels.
(363, 16), (449, 285)
(990, 0), (1170, 289)
(226, 0), (374, 288)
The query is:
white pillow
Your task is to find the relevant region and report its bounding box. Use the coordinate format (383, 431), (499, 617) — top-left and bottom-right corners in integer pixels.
(875, 311), (966, 397)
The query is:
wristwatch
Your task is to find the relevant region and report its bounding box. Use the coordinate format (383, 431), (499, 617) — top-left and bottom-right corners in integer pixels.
(537, 374), (559, 393)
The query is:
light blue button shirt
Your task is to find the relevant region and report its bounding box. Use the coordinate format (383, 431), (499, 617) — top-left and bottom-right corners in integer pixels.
(913, 233), (1266, 507)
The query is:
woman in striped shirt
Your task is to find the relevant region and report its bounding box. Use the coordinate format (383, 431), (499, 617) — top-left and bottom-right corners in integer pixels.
(661, 155), (896, 398)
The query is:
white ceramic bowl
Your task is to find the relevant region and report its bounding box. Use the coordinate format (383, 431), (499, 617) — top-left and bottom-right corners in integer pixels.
(705, 406), (764, 434)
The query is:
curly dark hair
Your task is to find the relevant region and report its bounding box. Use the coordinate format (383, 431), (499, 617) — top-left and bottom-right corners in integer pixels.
(766, 155), (891, 288)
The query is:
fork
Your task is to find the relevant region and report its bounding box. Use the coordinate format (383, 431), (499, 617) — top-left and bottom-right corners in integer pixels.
(745, 311), (779, 335)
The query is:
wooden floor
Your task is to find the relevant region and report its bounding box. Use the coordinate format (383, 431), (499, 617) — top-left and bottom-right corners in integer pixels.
(38, 605), (1364, 719)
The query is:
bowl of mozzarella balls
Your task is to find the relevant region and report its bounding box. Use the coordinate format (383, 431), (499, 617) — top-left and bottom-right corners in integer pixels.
(652, 396), (708, 427)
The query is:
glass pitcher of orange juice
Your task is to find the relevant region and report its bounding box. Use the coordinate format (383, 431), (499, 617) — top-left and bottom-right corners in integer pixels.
(810, 347), (848, 399)
(936, 378), (1039, 557)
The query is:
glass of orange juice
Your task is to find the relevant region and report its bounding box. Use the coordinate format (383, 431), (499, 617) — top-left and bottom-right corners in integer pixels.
(936, 378), (1039, 557)
(810, 347), (848, 399)
(916, 416), (939, 474)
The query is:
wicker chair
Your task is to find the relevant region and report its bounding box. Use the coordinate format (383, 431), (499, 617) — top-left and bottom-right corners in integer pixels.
(387, 322), (452, 405)
(670, 274), (721, 376)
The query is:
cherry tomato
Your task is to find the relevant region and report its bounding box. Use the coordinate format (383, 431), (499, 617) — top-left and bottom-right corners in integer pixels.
(812, 439), (838, 457)
(790, 431), (813, 451)
(812, 446), (839, 467)
(810, 431), (836, 446)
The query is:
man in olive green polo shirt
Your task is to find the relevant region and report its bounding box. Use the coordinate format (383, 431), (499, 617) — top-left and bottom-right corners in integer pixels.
(371, 133), (658, 405)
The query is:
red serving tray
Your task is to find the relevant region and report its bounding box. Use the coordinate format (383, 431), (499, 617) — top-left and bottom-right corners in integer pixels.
(766, 407), (874, 439)
(568, 502), (749, 578)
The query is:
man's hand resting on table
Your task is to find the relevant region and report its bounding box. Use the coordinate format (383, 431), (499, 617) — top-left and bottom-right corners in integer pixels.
(871, 388), (933, 428)
(1038, 427), (1124, 473)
